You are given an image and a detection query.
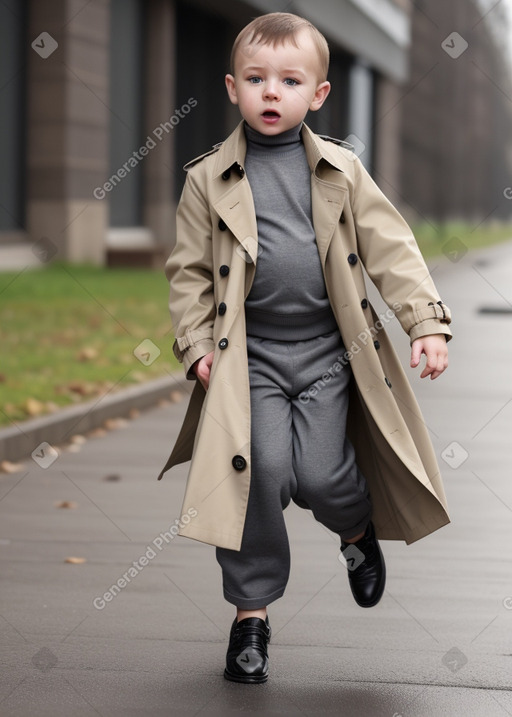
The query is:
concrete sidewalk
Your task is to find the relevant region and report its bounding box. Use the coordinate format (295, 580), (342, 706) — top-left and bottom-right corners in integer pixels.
(1, 241), (512, 717)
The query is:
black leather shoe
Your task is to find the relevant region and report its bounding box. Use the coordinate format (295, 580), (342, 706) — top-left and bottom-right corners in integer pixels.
(340, 521), (386, 608)
(224, 616), (271, 683)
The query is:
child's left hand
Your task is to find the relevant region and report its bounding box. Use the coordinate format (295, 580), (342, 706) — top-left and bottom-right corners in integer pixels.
(410, 334), (448, 380)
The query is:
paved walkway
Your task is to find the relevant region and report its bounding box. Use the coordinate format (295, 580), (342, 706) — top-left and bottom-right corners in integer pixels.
(1, 240), (512, 716)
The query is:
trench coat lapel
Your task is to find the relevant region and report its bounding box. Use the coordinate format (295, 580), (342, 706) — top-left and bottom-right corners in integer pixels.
(213, 183), (259, 265)
(303, 124), (349, 266)
(211, 121), (349, 268)
(211, 123), (259, 266)
(310, 176), (348, 266)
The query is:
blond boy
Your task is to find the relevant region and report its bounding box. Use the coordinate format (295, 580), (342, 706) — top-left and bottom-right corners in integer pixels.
(158, 12), (451, 683)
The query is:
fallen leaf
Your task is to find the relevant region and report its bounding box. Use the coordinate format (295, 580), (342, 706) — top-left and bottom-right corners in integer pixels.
(64, 556), (87, 564)
(67, 381), (92, 396)
(87, 428), (107, 438)
(77, 347), (99, 361)
(0, 373), (6, 383)
(128, 408), (140, 419)
(169, 390), (184, 403)
(24, 398), (45, 416)
(103, 474), (121, 482)
(55, 500), (78, 509)
(65, 444), (81, 453)
(0, 460), (25, 474)
(70, 435), (86, 444)
(96, 382), (114, 396)
(103, 417), (128, 430)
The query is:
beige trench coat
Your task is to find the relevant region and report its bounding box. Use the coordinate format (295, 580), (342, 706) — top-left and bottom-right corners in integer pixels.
(157, 120), (453, 551)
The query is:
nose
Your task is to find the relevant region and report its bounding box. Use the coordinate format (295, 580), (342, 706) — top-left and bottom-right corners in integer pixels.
(263, 79), (280, 101)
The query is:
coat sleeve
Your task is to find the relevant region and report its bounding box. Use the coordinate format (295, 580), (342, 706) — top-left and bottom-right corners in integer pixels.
(351, 156), (452, 344)
(165, 166), (216, 379)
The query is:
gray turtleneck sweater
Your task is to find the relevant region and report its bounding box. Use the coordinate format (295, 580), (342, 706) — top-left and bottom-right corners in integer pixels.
(243, 121), (337, 341)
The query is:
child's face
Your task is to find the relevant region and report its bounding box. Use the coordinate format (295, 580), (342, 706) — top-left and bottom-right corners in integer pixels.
(225, 28), (330, 135)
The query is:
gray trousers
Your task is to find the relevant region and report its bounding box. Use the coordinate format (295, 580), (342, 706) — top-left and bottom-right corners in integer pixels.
(216, 329), (372, 609)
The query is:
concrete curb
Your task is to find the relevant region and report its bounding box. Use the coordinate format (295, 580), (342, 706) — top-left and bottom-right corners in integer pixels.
(0, 372), (190, 463)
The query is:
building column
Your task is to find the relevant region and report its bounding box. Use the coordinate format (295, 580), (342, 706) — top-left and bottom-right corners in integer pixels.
(373, 77), (403, 212)
(143, 0), (176, 252)
(26, 0), (109, 264)
(348, 60), (373, 169)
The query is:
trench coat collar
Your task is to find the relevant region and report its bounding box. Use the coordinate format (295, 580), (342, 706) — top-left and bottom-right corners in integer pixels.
(211, 119), (347, 179)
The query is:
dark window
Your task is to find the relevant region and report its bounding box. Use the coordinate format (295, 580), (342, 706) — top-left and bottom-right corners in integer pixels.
(306, 49), (351, 138)
(175, 1), (231, 199)
(109, 0), (145, 226)
(0, 0), (27, 231)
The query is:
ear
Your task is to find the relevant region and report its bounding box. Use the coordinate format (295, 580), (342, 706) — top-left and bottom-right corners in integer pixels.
(225, 74), (238, 105)
(309, 81), (331, 112)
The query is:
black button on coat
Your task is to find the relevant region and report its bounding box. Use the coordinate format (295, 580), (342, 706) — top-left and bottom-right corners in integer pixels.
(232, 455), (246, 471)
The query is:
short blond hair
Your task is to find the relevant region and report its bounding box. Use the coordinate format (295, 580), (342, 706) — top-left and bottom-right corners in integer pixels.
(230, 12), (330, 82)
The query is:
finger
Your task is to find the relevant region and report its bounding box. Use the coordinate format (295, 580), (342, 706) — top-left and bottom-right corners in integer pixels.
(420, 355), (437, 379)
(427, 351), (448, 379)
(430, 358), (448, 380)
(410, 343), (423, 367)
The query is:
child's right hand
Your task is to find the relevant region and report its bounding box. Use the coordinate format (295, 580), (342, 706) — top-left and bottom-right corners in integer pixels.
(192, 351), (215, 391)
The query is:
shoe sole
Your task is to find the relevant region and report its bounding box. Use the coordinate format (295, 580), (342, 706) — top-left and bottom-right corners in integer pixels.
(224, 668), (268, 683)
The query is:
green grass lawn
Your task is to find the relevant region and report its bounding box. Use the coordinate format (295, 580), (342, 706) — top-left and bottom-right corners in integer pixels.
(412, 221), (512, 259)
(1, 223), (511, 429)
(0, 263), (180, 427)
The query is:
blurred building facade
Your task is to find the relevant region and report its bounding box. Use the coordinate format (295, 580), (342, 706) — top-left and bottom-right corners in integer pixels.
(0, 0), (510, 265)
(398, 0), (512, 224)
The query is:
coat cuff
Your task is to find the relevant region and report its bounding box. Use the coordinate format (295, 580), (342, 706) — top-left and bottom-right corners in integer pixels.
(173, 337), (215, 380)
(413, 301), (451, 324)
(409, 319), (453, 344)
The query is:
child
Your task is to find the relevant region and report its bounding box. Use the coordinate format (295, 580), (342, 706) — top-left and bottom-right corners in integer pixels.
(157, 12), (452, 684)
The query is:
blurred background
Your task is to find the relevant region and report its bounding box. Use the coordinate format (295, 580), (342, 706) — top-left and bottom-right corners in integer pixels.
(1, 0), (512, 427)
(1, 0), (512, 265)
(1, 6), (512, 712)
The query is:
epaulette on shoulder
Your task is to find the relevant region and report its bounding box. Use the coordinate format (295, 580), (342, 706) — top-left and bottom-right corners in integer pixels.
(183, 142), (224, 172)
(317, 134), (355, 152)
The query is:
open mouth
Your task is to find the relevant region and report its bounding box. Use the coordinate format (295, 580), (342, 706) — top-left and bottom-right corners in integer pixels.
(262, 110), (280, 118)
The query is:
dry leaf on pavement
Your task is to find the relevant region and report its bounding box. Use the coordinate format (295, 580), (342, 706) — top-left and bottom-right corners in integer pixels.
(64, 557), (87, 564)
(0, 460), (25, 474)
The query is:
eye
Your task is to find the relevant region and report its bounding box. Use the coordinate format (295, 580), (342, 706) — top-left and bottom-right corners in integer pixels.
(283, 78), (299, 86)
(248, 76), (262, 84)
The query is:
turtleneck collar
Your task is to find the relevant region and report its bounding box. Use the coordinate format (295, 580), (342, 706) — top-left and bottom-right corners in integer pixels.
(243, 121), (303, 152)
